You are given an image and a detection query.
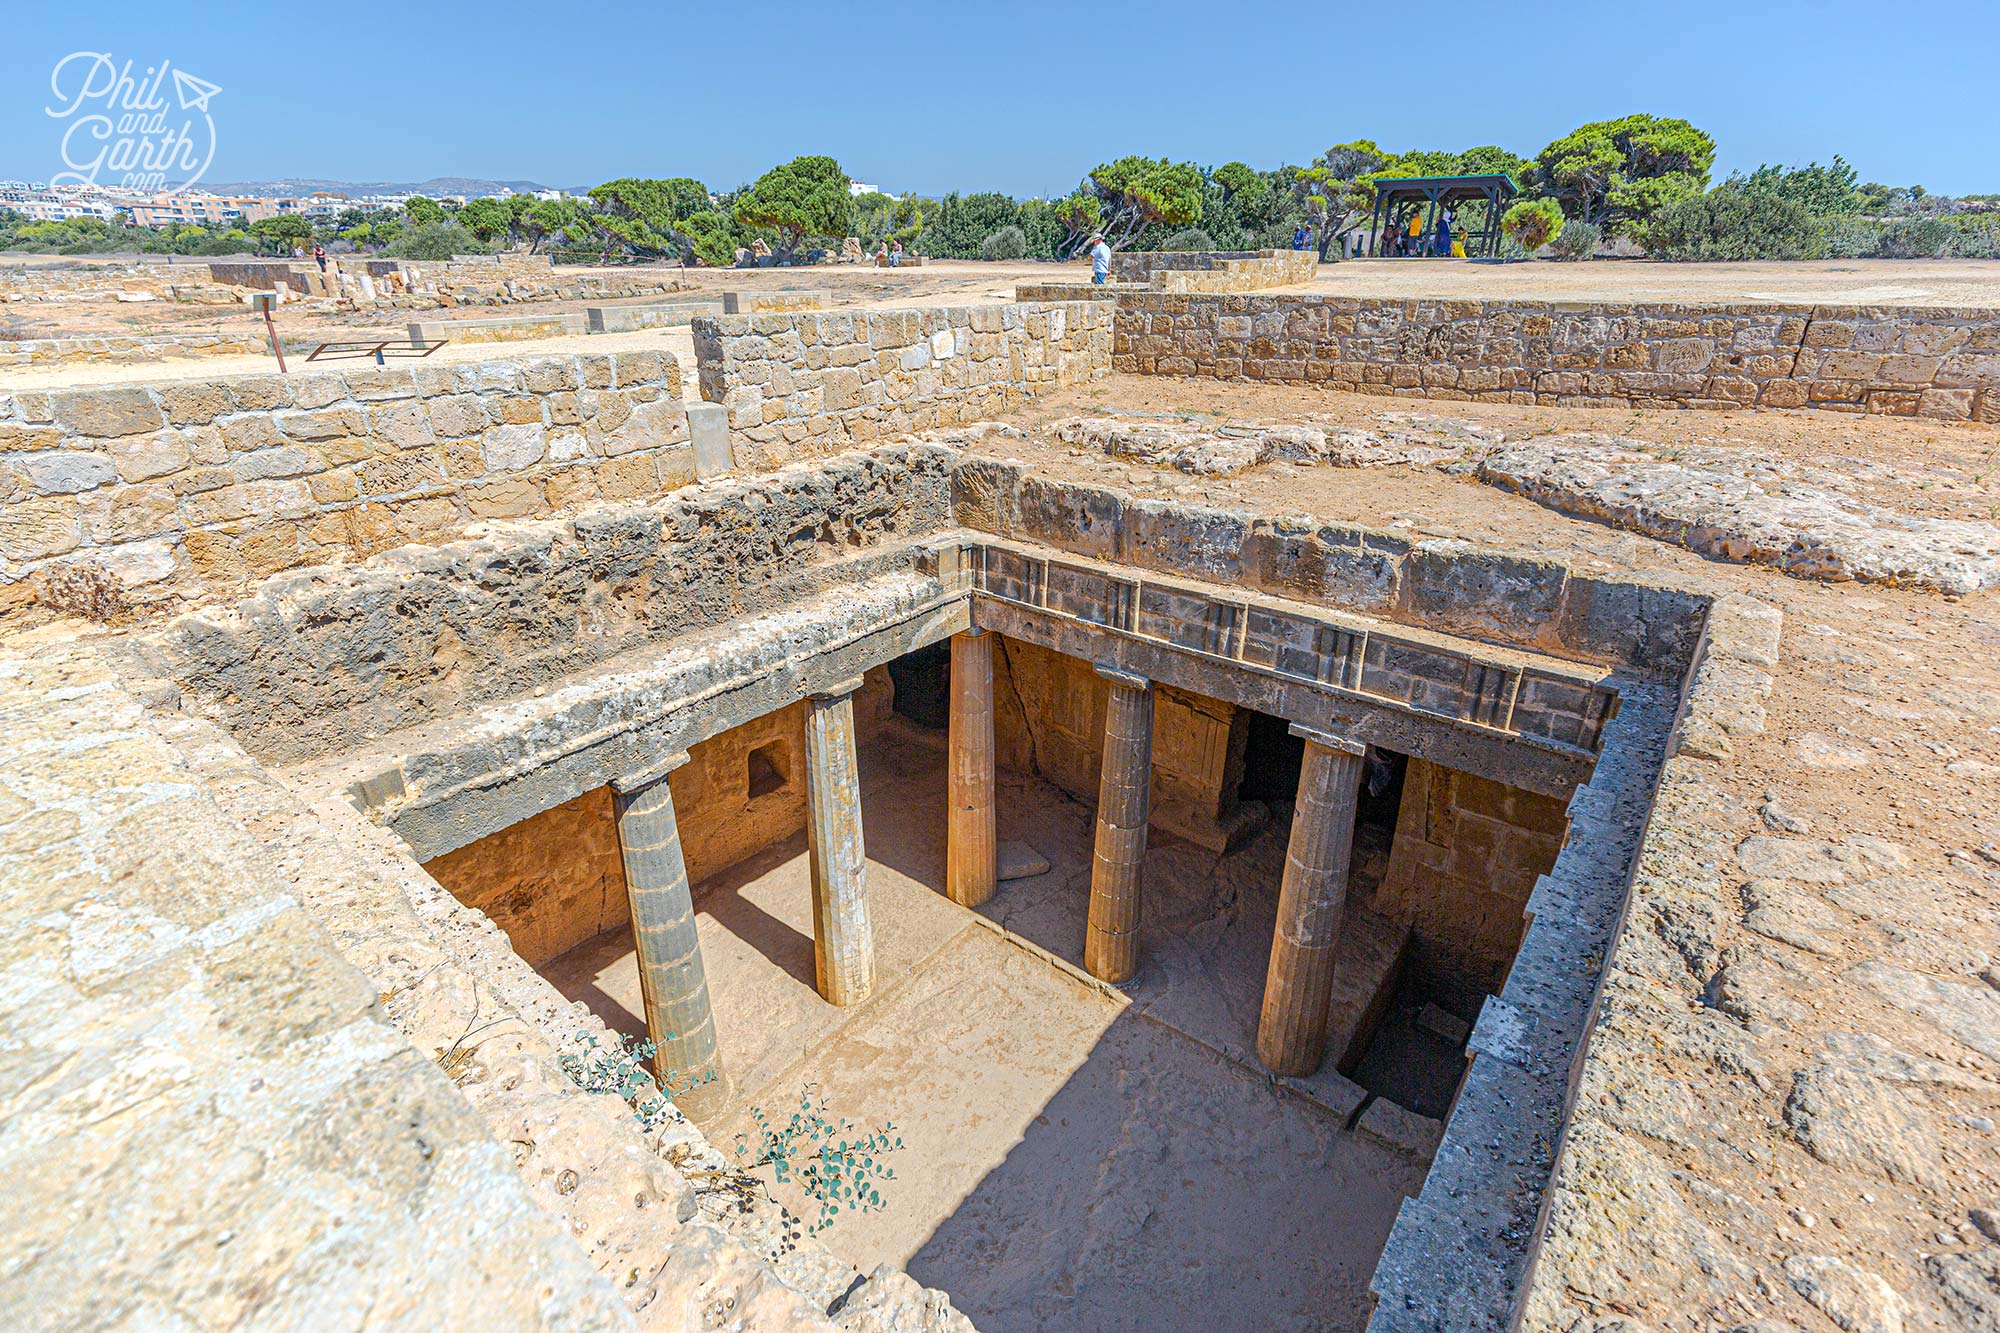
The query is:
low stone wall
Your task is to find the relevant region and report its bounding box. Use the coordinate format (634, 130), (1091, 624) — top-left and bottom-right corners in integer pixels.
(409, 312), (587, 345)
(1014, 281), (1144, 303)
(1111, 248), (1320, 293)
(0, 329), (268, 367)
(1114, 293), (2000, 420)
(691, 301), (1112, 466)
(0, 261), (182, 303)
(0, 351), (689, 617)
(587, 297), (724, 332)
(722, 289), (829, 314)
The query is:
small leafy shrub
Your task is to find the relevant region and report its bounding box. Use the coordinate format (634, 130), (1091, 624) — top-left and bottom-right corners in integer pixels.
(735, 1084), (902, 1235)
(387, 220), (487, 261)
(1159, 227), (1215, 252)
(1501, 197), (1565, 253)
(1946, 220), (2000, 259)
(1874, 218), (1954, 259)
(1653, 186), (1826, 260)
(1547, 219), (1600, 261)
(559, 1033), (902, 1236)
(980, 225), (1027, 261)
(1821, 216), (1881, 259)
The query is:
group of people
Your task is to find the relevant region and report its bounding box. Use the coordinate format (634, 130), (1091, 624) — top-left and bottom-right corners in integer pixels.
(1382, 207), (1465, 258)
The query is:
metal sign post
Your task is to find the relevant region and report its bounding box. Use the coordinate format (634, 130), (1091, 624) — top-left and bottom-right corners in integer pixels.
(247, 291), (287, 374)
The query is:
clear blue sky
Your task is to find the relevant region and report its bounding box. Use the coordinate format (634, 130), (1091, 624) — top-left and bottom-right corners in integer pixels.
(4, 0), (1994, 197)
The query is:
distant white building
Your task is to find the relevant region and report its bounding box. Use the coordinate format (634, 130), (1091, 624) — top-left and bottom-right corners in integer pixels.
(848, 182), (897, 199)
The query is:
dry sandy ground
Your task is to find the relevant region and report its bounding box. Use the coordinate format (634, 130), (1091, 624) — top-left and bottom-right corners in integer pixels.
(958, 378), (2000, 1332)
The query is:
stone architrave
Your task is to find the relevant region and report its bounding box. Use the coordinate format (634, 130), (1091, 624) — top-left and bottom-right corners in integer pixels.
(612, 752), (730, 1118)
(1256, 725), (1367, 1077)
(805, 679), (876, 1005)
(947, 629), (998, 908)
(1084, 666), (1155, 984)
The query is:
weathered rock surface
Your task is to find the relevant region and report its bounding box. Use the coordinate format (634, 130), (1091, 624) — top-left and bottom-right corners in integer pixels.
(1473, 438), (2000, 596)
(1041, 411), (2000, 594)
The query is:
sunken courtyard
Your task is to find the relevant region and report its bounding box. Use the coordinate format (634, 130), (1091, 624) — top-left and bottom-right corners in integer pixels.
(4, 258), (1999, 1333)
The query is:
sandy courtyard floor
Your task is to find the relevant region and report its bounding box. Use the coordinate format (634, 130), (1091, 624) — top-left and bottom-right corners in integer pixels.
(544, 726), (1430, 1332)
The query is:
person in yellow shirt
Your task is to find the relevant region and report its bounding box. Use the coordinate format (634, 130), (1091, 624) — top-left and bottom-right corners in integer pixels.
(1405, 208), (1424, 255)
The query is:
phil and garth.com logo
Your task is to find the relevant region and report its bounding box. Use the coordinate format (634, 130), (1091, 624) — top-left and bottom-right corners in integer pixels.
(46, 52), (222, 192)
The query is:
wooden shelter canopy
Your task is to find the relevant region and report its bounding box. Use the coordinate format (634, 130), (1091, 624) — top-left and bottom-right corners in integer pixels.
(1369, 173), (1520, 258)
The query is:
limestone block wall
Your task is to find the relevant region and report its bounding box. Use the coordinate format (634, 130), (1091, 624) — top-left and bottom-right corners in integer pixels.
(722, 290), (828, 314)
(126, 444), (958, 762)
(1375, 757), (1570, 992)
(1014, 281), (1144, 303)
(588, 298), (725, 332)
(409, 312), (588, 345)
(1113, 293), (2000, 420)
(691, 301), (1112, 465)
(423, 785), (631, 968)
(990, 635), (1251, 850)
(1111, 248), (1320, 293)
(0, 330), (269, 368)
(0, 350), (690, 618)
(670, 702), (809, 885)
(0, 261), (182, 302)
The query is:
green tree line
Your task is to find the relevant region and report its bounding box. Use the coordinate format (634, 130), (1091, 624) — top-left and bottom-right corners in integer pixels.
(5, 121), (1996, 264)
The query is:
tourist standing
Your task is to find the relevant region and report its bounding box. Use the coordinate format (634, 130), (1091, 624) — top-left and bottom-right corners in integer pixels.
(1434, 211), (1452, 259)
(312, 243), (327, 273)
(1087, 232), (1112, 284)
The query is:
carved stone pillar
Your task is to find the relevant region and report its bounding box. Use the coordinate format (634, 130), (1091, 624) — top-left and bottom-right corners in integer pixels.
(947, 629), (998, 909)
(1256, 725), (1367, 1077)
(613, 753), (730, 1119)
(1084, 666), (1155, 984)
(805, 680), (875, 1005)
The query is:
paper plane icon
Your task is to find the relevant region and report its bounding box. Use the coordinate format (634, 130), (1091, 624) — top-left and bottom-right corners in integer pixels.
(172, 69), (221, 112)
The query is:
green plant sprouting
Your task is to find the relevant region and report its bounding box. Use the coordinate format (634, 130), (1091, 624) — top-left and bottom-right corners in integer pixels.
(559, 1033), (903, 1235)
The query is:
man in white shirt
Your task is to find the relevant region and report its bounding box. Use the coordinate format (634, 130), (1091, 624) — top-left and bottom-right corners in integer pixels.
(1088, 232), (1112, 284)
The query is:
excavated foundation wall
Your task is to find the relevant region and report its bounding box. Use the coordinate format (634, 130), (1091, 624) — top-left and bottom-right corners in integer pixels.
(422, 704), (812, 966)
(0, 350), (690, 617)
(1377, 757), (1570, 993)
(990, 635), (1256, 851)
(1113, 292), (2000, 419)
(43, 440), (1768, 1332)
(116, 444), (955, 764)
(424, 785), (631, 968)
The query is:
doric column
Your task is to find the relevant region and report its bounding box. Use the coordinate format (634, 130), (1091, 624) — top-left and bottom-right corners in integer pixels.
(805, 679), (875, 1006)
(1256, 725), (1367, 1077)
(946, 629), (998, 908)
(612, 752), (730, 1119)
(1084, 666), (1155, 984)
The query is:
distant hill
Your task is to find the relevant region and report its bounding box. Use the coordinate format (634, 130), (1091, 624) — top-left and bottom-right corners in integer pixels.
(177, 176), (565, 198)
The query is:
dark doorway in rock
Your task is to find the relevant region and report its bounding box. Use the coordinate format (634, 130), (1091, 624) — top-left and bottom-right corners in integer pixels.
(1237, 708), (1305, 806)
(887, 639), (951, 730)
